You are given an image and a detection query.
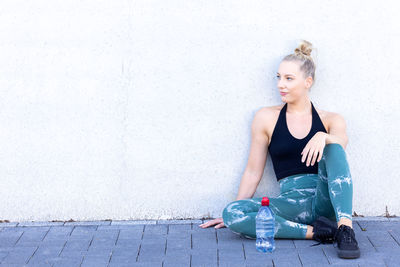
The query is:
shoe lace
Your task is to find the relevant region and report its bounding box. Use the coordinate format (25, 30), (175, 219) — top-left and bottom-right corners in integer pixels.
(333, 225), (357, 248)
(310, 230), (335, 247)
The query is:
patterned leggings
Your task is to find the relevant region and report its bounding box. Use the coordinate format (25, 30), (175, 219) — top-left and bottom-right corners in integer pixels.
(222, 143), (353, 239)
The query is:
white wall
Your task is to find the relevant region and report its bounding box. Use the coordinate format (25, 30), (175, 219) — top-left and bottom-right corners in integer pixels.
(0, 0), (399, 222)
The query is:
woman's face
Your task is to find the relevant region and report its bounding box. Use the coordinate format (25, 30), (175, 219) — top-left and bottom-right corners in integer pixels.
(276, 60), (312, 103)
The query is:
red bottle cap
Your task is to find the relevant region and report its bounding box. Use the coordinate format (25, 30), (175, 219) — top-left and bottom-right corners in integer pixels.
(261, 197), (269, 206)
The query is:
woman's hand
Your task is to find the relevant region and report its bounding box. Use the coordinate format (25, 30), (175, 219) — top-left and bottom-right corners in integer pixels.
(198, 218), (226, 229)
(301, 131), (328, 166)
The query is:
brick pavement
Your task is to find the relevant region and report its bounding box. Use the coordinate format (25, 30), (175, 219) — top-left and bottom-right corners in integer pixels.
(0, 217), (399, 266)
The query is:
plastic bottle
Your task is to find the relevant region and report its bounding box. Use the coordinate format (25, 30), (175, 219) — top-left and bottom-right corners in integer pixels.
(255, 196), (275, 252)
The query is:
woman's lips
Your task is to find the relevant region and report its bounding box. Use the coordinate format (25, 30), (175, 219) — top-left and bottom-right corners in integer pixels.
(280, 92), (287, 96)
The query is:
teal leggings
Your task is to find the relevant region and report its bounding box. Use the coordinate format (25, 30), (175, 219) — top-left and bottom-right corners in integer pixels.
(222, 143), (353, 239)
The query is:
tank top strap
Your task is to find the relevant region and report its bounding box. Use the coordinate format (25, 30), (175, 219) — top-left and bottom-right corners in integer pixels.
(310, 101), (327, 132)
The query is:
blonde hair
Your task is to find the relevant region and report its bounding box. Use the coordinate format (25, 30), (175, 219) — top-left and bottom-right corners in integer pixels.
(282, 40), (316, 84)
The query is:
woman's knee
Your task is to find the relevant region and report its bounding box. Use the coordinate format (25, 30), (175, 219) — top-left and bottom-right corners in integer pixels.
(222, 200), (240, 227)
(321, 143), (351, 178)
(222, 198), (260, 227)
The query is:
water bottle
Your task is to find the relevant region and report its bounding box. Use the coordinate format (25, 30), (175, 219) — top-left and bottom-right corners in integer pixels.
(255, 196), (275, 252)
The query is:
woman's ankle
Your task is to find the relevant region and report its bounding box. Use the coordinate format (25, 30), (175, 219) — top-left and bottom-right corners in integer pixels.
(337, 217), (353, 228)
(306, 225), (314, 239)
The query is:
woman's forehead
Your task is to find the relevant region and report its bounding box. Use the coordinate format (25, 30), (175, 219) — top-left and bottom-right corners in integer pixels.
(277, 61), (301, 75)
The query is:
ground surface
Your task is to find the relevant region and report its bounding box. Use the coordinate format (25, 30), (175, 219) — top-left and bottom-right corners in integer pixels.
(0, 217), (399, 266)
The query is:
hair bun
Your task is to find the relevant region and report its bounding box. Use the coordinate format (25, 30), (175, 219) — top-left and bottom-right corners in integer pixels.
(294, 40), (313, 57)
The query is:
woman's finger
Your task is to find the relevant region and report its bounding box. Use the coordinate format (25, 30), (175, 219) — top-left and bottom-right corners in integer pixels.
(215, 222), (225, 229)
(317, 147), (324, 162)
(306, 148), (315, 166)
(301, 147), (310, 163)
(310, 149), (319, 166)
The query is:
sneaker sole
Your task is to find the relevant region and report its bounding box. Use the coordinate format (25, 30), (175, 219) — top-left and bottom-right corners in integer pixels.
(337, 247), (361, 259)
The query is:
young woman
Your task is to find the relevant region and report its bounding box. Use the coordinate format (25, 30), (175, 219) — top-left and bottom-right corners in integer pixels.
(199, 40), (360, 259)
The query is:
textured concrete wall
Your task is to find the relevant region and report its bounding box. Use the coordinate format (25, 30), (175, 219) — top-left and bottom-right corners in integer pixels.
(0, 0), (399, 222)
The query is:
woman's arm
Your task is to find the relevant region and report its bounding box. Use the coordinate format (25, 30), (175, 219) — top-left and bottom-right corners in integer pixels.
(235, 108), (270, 200)
(324, 113), (349, 150)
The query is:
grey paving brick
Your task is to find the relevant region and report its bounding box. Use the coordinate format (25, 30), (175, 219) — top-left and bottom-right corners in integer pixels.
(143, 225), (168, 235)
(163, 263), (190, 267)
(64, 220), (110, 226)
(192, 238), (218, 250)
(29, 245), (63, 259)
(25, 261), (53, 266)
(219, 251), (245, 265)
(0, 251), (8, 262)
(0, 230), (24, 247)
(1, 246), (38, 264)
(111, 220), (156, 225)
(18, 221), (63, 227)
(323, 246), (386, 266)
(70, 225), (97, 235)
(273, 257), (303, 266)
(244, 255), (275, 266)
(166, 224), (191, 232)
(297, 247), (329, 265)
(163, 254), (190, 265)
(353, 216), (390, 221)
(166, 237), (190, 250)
(86, 247), (113, 256)
(157, 219), (194, 224)
(58, 249), (87, 258)
(115, 239), (142, 248)
(165, 247), (190, 257)
(50, 256), (84, 267)
(219, 262), (246, 267)
(81, 254), (111, 266)
(293, 239), (319, 248)
(384, 254), (400, 267)
(274, 239), (296, 248)
(388, 217), (400, 222)
(0, 222), (18, 227)
(62, 239), (91, 251)
(192, 224), (216, 233)
(190, 253), (217, 266)
(109, 262), (161, 267)
(109, 253), (137, 264)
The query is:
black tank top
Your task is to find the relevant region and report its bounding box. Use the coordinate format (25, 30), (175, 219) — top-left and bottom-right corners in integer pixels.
(267, 101), (327, 181)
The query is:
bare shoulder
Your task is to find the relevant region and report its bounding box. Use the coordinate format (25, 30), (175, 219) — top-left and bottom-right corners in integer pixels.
(255, 105), (283, 123)
(254, 105), (284, 144)
(314, 107), (346, 132)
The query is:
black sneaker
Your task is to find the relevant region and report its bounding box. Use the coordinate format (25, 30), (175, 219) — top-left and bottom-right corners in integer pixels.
(333, 224), (360, 259)
(310, 216), (338, 247)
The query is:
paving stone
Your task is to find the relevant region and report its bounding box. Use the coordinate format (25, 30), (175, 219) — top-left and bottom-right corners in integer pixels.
(167, 224), (192, 233)
(162, 254), (190, 265)
(50, 256), (84, 267)
(111, 220), (157, 225)
(157, 220), (194, 224)
(166, 237), (190, 250)
(353, 216), (390, 221)
(274, 239), (296, 248)
(297, 247), (329, 265)
(64, 221), (110, 226)
(190, 253), (217, 266)
(323, 246), (385, 266)
(293, 239), (319, 248)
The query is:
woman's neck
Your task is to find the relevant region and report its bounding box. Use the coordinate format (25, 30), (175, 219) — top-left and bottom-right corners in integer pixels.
(286, 98), (312, 115)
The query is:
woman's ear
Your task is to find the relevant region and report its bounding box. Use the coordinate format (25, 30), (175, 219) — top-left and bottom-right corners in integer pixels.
(305, 76), (313, 89)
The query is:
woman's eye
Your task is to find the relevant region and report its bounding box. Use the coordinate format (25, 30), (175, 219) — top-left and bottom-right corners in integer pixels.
(287, 77), (292, 80)
(276, 76), (280, 79)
